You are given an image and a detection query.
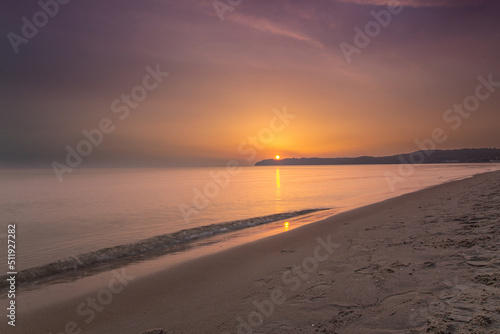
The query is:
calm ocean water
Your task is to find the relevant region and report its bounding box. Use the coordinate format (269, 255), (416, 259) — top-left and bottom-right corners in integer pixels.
(0, 164), (498, 271)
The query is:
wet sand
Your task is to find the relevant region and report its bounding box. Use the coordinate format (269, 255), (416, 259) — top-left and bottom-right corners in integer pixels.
(3, 170), (500, 333)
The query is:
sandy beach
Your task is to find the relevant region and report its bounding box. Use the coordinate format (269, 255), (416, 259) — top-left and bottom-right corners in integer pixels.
(5, 170), (500, 334)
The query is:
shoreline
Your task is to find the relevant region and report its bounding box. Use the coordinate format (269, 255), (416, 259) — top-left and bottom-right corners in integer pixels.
(2, 164), (497, 274)
(0, 208), (331, 290)
(2, 170), (500, 333)
(3, 169), (482, 294)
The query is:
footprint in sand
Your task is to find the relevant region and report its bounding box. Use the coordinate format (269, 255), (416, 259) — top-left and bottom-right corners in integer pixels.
(254, 277), (273, 287)
(409, 276), (467, 328)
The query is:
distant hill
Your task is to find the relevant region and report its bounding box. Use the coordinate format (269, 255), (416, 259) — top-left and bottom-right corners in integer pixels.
(255, 148), (500, 166)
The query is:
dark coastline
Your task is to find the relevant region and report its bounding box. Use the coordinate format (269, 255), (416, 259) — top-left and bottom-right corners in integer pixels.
(256, 148), (500, 166)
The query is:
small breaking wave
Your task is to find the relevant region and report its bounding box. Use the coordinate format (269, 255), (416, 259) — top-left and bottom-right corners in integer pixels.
(0, 208), (329, 288)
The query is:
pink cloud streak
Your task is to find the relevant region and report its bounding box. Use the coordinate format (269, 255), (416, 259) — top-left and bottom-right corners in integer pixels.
(228, 13), (325, 49)
(335, 0), (488, 7)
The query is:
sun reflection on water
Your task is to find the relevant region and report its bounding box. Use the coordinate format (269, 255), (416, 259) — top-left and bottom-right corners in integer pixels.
(276, 168), (281, 189)
(275, 168), (282, 212)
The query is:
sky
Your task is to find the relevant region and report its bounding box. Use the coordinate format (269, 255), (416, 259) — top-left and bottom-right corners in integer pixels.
(1, 0), (499, 168)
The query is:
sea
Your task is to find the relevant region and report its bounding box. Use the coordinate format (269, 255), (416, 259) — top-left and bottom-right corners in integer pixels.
(0, 164), (498, 280)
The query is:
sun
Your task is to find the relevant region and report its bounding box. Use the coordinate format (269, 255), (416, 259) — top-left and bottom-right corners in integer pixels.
(275, 155), (280, 160)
